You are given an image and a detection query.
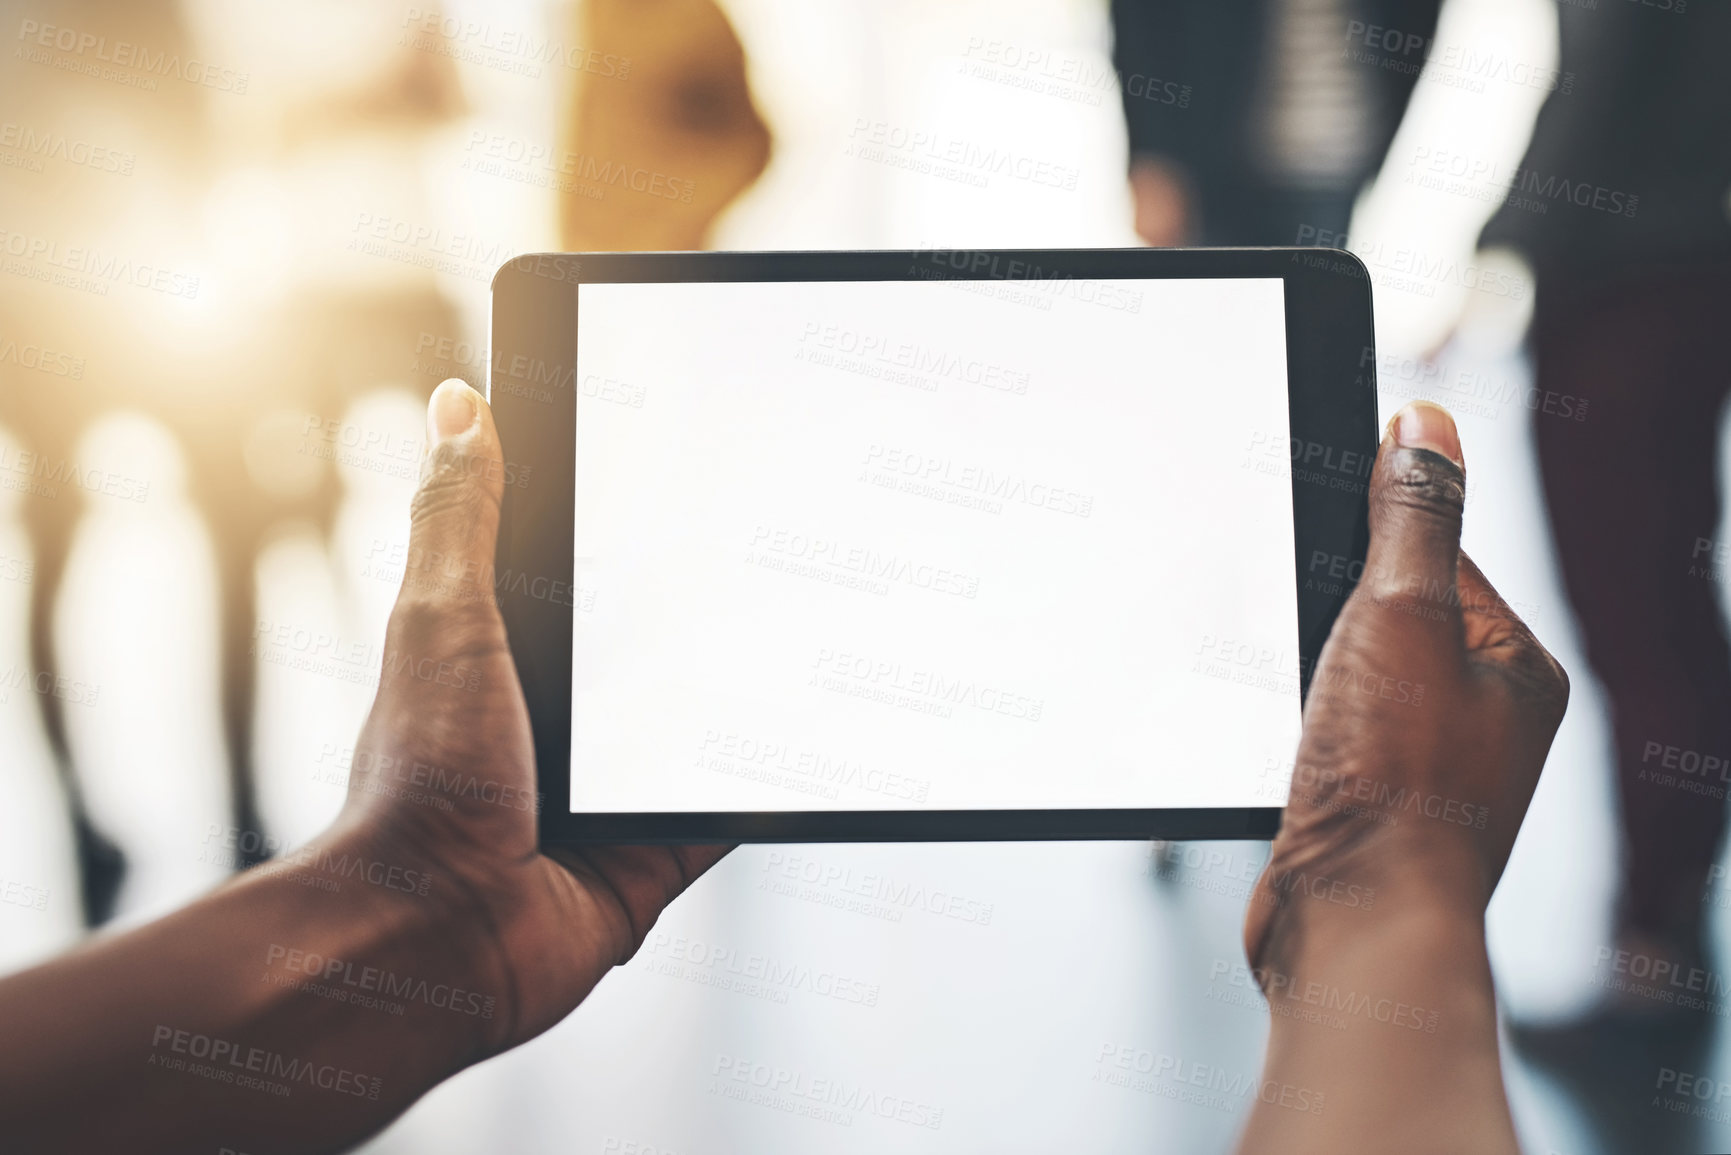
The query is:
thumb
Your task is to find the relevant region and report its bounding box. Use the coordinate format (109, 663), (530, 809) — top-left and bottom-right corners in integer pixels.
(1354, 401), (1468, 632)
(397, 378), (506, 616)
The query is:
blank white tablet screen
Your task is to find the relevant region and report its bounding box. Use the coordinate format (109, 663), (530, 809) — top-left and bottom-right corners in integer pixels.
(571, 276), (1299, 812)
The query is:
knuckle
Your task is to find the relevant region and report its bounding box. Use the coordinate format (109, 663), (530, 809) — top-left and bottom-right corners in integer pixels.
(1503, 641), (1571, 716)
(386, 594), (500, 661)
(410, 442), (499, 526)
(384, 597), (447, 657)
(1376, 450), (1466, 525)
(1476, 612), (1570, 716)
(1354, 574), (1459, 623)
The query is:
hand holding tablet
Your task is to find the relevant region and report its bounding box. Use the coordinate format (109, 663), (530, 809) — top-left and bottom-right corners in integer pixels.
(0, 366), (1568, 1155)
(490, 248), (1381, 843)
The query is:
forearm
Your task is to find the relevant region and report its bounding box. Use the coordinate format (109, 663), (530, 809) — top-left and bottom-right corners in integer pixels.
(0, 822), (502, 1154)
(1237, 896), (1518, 1155)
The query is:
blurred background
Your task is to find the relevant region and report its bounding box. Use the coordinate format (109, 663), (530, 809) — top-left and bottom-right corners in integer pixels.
(1, 0), (1728, 1151)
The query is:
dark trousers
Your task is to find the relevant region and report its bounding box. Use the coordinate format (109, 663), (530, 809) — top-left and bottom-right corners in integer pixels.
(1532, 261), (1731, 946)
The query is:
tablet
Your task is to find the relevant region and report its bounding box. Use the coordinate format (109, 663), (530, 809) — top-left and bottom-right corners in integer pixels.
(488, 248), (1377, 844)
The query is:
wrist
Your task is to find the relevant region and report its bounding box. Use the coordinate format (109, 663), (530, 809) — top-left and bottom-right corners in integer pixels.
(1249, 825), (1487, 977)
(315, 816), (517, 1058)
(1260, 884), (1486, 978)
(1254, 900), (1497, 1062)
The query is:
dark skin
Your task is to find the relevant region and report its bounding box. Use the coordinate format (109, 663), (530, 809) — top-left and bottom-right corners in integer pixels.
(1239, 400), (1568, 1154)
(340, 379), (730, 1053)
(0, 385), (1567, 1153)
(0, 380), (728, 1153)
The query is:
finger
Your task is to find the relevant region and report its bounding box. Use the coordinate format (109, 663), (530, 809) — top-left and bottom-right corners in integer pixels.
(674, 844), (734, 882)
(1351, 401), (1468, 638)
(398, 379), (506, 611)
(1457, 551), (1571, 707)
(1456, 551), (1532, 648)
(375, 380), (510, 704)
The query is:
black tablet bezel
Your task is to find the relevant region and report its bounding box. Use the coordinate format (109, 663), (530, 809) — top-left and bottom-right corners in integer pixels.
(489, 248), (1377, 845)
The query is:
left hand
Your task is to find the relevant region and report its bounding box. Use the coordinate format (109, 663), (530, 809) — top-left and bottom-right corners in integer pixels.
(338, 378), (730, 1054)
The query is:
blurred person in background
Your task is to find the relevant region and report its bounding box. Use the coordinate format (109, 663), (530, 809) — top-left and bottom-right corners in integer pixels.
(0, 384), (1569, 1155)
(558, 0), (770, 251)
(1109, 0), (1442, 247)
(1483, 1), (1731, 1143)
(0, 0), (768, 937)
(0, 0), (472, 928)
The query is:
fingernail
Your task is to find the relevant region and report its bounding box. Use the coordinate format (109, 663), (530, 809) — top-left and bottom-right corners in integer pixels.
(1390, 401), (1463, 467)
(428, 379), (479, 447)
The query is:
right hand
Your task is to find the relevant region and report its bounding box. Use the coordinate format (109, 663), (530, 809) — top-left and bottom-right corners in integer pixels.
(1245, 401), (1569, 969)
